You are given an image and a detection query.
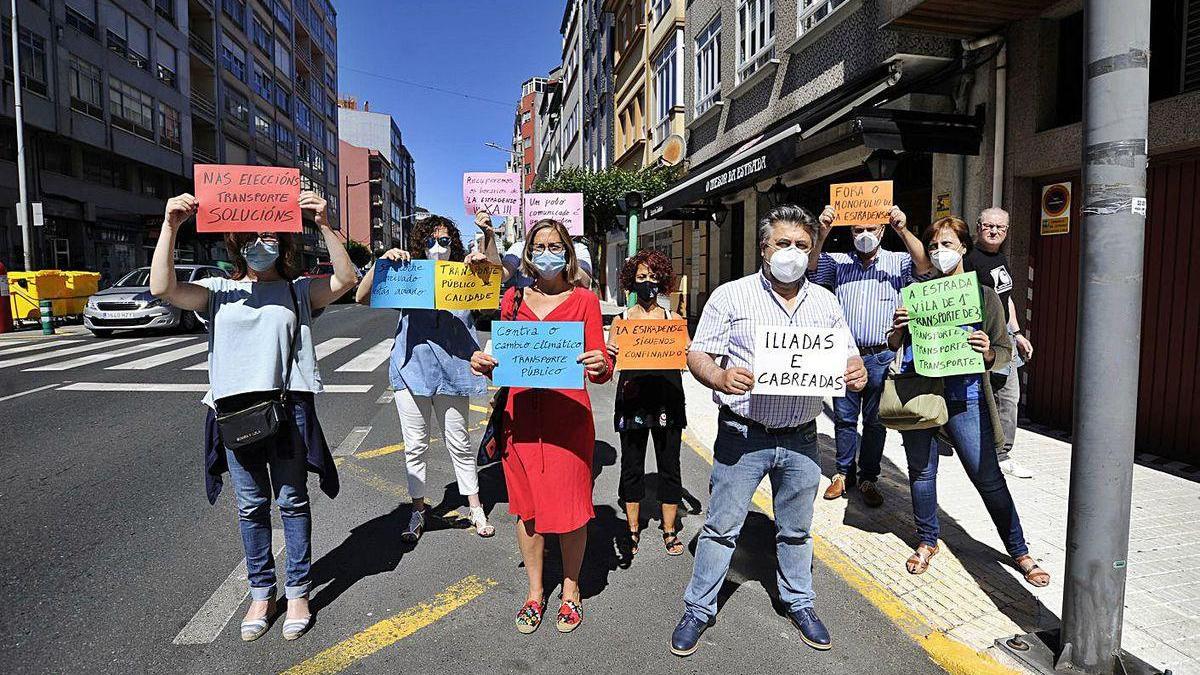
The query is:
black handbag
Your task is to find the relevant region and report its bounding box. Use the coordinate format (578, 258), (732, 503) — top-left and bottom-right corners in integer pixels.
(476, 288), (522, 467)
(215, 282), (301, 451)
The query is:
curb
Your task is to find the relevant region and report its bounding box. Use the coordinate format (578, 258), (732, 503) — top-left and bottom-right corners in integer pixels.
(680, 429), (1022, 675)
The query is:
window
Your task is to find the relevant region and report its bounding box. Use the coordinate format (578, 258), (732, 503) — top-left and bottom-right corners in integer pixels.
(158, 102), (181, 152)
(1148, 0), (1200, 100)
(69, 55), (104, 118)
(83, 150), (130, 189)
(653, 29), (682, 141)
(273, 0), (292, 33)
(296, 101), (313, 134)
(156, 37), (177, 88)
(324, 64), (336, 91)
(695, 14), (722, 116)
(254, 112), (272, 138)
(100, 3), (147, 70)
(521, 111), (531, 125)
(796, 0), (848, 36)
(109, 77), (154, 139)
(222, 0), (246, 27)
(127, 18), (149, 70)
(274, 83), (291, 113)
(251, 14), (273, 55)
(736, 0), (775, 83)
(524, 137), (533, 150)
(252, 61), (272, 100)
(65, 0), (97, 37)
(221, 35), (247, 81)
(41, 139), (73, 175)
(325, 95), (336, 120)
(276, 124), (295, 153)
(650, 0), (671, 24)
(273, 41), (292, 76)
(155, 0), (175, 24)
(325, 124), (337, 153)
(5, 26), (48, 96)
(223, 90), (249, 127)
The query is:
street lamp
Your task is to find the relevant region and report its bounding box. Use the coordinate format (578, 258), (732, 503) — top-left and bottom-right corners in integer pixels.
(343, 176), (381, 245)
(484, 141), (520, 157)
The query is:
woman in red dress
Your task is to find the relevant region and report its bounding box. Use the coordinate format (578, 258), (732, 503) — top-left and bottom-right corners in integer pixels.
(471, 219), (612, 634)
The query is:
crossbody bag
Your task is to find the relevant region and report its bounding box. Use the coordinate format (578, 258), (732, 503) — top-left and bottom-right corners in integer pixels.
(215, 281), (301, 450)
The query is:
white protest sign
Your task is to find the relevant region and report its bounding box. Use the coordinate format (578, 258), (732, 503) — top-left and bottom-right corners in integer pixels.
(752, 325), (848, 397)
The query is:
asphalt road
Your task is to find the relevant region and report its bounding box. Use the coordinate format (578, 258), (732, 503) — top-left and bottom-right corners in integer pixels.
(0, 304), (942, 674)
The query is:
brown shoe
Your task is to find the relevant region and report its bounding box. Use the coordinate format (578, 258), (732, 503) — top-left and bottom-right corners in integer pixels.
(859, 480), (884, 508)
(823, 474), (848, 500)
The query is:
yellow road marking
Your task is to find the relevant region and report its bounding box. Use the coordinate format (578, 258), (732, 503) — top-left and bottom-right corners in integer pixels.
(469, 404), (489, 414)
(280, 576), (496, 675)
(338, 460), (407, 499)
(355, 443), (405, 459)
(680, 430), (1018, 675)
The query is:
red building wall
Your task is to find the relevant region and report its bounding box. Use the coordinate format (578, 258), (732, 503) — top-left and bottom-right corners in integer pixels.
(519, 91), (536, 191)
(338, 140), (374, 250)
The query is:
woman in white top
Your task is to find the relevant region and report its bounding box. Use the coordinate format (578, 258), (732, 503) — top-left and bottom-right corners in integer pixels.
(150, 192), (357, 642)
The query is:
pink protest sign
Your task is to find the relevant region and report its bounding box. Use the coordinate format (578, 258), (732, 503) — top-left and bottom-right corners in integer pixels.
(524, 193), (584, 236)
(463, 172), (522, 216)
(194, 164), (302, 233)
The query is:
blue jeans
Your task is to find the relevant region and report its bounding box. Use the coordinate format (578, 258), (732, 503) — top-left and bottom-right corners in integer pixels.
(683, 412), (822, 622)
(899, 399), (1028, 558)
(226, 445), (313, 601)
(832, 349), (893, 483)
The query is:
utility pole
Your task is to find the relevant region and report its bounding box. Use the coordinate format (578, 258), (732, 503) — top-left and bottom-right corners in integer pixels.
(10, 0), (33, 271)
(1058, 1), (1150, 672)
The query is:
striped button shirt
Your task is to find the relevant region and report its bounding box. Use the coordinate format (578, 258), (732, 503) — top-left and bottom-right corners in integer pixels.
(690, 270), (859, 429)
(808, 250), (915, 347)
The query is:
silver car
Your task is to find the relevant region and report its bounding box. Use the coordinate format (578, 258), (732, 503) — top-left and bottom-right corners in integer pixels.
(83, 265), (228, 337)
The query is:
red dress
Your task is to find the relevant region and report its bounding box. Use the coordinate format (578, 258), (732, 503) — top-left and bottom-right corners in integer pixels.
(500, 286), (612, 534)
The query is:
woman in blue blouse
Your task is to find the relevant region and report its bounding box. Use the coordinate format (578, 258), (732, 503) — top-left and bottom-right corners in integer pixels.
(356, 212), (502, 542)
(887, 217), (1049, 587)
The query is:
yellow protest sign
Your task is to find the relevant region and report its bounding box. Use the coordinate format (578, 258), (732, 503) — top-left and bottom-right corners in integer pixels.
(434, 261), (502, 310)
(830, 180), (894, 225)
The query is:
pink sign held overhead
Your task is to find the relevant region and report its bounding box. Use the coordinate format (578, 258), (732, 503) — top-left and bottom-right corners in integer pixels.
(463, 172), (522, 216)
(194, 164), (302, 233)
(524, 193), (584, 236)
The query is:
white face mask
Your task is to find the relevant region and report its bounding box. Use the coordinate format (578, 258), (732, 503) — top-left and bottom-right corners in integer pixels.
(854, 231), (881, 254)
(426, 244), (449, 261)
(931, 249), (963, 274)
(767, 245), (808, 284)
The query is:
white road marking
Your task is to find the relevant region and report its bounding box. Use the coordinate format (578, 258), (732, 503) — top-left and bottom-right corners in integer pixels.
(0, 339), (121, 369)
(57, 382), (374, 393)
(375, 390), (395, 404)
(334, 426), (372, 457)
(172, 531), (284, 645)
(0, 382), (64, 402)
(334, 338), (393, 372)
(0, 338), (81, 356)
(24, 337), (194, 371)
(106, 341), (209, 370)
(182, 337), (363, 371)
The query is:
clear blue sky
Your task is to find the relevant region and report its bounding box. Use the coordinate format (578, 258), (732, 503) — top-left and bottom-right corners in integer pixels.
(336, 0), (564, 242)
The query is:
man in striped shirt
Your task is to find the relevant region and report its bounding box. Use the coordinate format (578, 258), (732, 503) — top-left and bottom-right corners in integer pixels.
(670, 205), (867, 658)
(807, 205), (932, 507)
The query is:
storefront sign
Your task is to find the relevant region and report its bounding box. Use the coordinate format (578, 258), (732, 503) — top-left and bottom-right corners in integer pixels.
(935, 193), (952, 219)
(830, 180), (894, 226)
(1040, 182), (1071, 236)
(705, 155), (768, 193)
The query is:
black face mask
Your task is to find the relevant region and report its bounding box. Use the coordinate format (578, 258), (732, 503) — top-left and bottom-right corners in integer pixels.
(631, 280), (659, 304)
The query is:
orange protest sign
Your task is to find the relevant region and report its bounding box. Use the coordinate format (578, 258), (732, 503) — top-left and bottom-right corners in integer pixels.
(612, 319), (689, 371)
(194, 164), (302, 233)
(830, 180), (893, 226)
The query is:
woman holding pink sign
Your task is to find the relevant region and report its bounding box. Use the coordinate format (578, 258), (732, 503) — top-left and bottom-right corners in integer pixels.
(356, 212), (501, 542)
(470, 218), (612, 635)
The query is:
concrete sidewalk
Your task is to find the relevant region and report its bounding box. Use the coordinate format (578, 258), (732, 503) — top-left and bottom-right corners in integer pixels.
(681, 373), (1200, 674)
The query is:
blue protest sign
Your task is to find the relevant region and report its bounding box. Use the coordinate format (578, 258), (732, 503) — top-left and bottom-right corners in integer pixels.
(492, 320), (585, 390)
(369, 258), (436, 309)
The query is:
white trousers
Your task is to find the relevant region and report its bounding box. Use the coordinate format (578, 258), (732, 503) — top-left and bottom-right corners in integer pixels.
(393, 388), (477, 501)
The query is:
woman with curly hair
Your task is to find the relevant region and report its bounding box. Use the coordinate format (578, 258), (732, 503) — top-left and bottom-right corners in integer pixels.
(356, 211), (502, 542)
(606, 249), (688, 558)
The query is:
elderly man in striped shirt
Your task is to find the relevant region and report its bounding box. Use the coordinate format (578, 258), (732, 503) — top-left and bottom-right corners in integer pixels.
(806, 204), (932, 507)
(670, 205), (867, 657)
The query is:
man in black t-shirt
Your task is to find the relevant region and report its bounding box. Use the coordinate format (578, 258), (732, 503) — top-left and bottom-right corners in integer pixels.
(965, 207), (1035, 478)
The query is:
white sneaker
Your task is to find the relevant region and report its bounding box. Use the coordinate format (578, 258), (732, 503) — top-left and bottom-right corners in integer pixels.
(1000, 459), (1034, 479)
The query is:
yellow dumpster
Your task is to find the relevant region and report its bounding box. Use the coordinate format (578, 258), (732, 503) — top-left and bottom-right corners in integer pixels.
(8, 270), (71, 321)
(60, 271), (100, 315)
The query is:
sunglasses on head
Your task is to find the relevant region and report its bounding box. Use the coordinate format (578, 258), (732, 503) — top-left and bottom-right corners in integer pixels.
(425, 236), (452, 248)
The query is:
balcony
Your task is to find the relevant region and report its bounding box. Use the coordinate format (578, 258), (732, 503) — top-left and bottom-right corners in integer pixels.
(189, 32), (215, 62)
(882, 0), (1058, 38)
(191, 91), (217, 119)
(193, 146), (217, 164)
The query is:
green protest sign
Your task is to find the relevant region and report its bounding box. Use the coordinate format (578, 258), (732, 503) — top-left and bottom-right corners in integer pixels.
(902, 272), (985, 377)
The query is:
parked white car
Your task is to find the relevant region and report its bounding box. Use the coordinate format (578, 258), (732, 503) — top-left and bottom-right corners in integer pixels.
(83, 265), (227, 337)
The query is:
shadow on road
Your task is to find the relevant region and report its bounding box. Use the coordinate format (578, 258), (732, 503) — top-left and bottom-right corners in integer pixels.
(308, 504), (411, 614)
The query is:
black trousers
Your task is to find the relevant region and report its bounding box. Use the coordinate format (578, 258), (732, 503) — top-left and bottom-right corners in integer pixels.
(618, 427), (683, 505)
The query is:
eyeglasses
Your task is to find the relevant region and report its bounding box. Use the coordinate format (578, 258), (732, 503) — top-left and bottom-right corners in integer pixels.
(980, 223), (1009, 231)
(531, 243), (566, 255)
(425, 236), (452, 248)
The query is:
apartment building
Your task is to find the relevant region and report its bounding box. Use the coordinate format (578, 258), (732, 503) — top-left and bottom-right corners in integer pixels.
(581, 0), (613, 173)
(558, 0), (584, 169)
(535, 66), (563, 181)
(337, 101), (416, 251)
(508, 76), (546, 192)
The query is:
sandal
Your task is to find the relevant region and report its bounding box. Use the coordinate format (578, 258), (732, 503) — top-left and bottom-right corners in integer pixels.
(515, 599), (544, 634)
(556, 599), (583, 633)
(1015, 555), (1051, 587)
(662, 530), (684, 556)
(468, 506), (495, 538)
(906, 543), (939, 575)
(627, 529), (641, 557)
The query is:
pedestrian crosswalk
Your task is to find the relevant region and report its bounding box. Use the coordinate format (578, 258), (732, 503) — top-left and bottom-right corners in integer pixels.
(0, 334), (399, 389)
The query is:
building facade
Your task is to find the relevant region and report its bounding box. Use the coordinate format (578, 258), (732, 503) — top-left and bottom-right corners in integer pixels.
(558, 0), (584, 169)
(534, 66), (563, 181)
(0, 0), (341, 278)
(581, 0), (613, 173)
(337, 101), (416, 252)
(508, 76), (546, 192)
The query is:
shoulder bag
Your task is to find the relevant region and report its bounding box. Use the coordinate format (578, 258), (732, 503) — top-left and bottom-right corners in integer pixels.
(878, 346), (949, 431)
(476, 288), (523, 467)
(215, 282), (301, 451)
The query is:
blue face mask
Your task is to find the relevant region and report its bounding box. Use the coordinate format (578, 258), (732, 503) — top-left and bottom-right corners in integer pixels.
(532, 250), (566, 279)
(242, 240), (280, 272)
